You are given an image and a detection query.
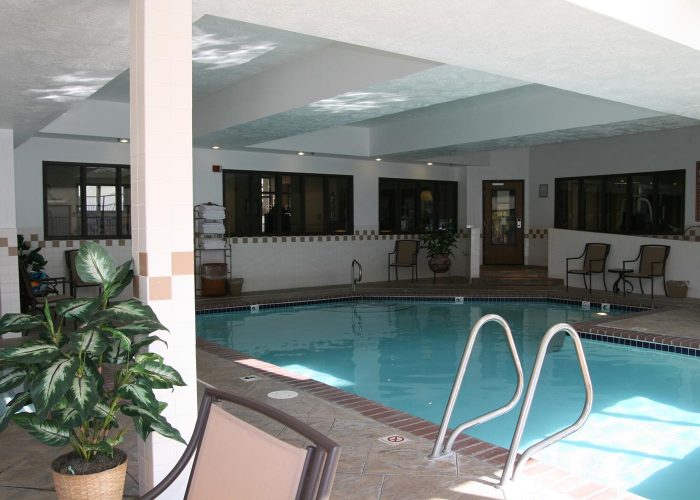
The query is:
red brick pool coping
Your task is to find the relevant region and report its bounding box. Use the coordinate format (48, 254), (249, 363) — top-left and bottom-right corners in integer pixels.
(197, 337), (637, 499)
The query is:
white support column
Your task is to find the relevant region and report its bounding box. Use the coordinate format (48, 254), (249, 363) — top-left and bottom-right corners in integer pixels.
(129, 1), (196, 497)
(0, 129), (21, 323)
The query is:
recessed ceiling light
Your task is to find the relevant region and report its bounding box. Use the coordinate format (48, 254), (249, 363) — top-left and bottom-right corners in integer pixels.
(117, 138), (129, 143)
(375, 158), (382, 162)
(297, 151), (305, 156)
(426, 162), (433, 166)
(211, 145), (221, 150)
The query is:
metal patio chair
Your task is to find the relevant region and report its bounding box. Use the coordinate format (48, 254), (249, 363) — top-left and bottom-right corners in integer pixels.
(18, 262), (70, 314)
(140, 387), (340, 500)
(566, 242), (610, 293)
(388, 239), (420, 282)
(623, 244), (670, 299)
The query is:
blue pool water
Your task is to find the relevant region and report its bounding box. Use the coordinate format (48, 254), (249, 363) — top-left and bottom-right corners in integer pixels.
(197, 300), (700, 499)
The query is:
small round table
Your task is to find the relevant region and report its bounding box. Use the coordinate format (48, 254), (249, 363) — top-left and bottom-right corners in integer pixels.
(608, 268), (633, 294)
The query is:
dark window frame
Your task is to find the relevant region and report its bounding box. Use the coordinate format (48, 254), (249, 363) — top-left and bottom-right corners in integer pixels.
(554, 169), (685, 235)
(42, 161), (131, 240)
(222, 169), (354, 237)
(378, 177), (458, 234)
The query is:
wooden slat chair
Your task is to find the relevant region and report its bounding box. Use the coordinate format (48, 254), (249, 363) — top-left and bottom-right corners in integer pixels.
(566, 243), (611, 293)
(623, 244), (670, 299)
(65, 250), (101, 297)
(140, 388), (340, 500)
(387, 239), (420, 282)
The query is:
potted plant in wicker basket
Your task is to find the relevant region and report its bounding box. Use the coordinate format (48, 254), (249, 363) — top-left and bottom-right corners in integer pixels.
(420, 226), (458, 274)
(0, 242), (185, 500)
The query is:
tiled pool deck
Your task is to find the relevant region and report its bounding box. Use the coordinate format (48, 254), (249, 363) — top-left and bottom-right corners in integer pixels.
(3, 279), (700, 498)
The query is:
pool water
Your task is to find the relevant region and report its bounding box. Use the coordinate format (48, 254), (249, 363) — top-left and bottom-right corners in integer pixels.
(197, 300), (700, 499)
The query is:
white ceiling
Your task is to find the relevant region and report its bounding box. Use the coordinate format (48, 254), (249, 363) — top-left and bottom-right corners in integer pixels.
(2, 1), (700, 164)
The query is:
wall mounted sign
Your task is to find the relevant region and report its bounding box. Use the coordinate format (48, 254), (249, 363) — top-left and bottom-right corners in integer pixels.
(539, 183), (549, 198)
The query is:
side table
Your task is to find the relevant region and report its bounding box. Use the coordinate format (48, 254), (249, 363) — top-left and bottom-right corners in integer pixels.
(608, 268), (633, 294)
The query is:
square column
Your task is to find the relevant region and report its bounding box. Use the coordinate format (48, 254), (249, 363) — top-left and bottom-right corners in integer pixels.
(0, 129), (20, 322)
(129, 1), (196, 497)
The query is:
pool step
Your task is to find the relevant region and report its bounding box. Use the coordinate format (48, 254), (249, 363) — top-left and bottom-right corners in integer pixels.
(474, 265), (563, 288)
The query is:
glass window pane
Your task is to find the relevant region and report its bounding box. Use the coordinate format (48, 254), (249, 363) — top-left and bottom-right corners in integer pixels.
(304, 176), (324, 233)
(491, 189), (516, 245)
(280, 175), (302, 234)
(435, 183), (456, 230)
(657, 171), (684, 234)
(120, 168), (131, 236)
(260, 175), (276, 235)
(418, 184), (434, 232)
(555, 179), (579, 229)
(378, 179), (397, 232)
(605, 177), (629, 233)
(582, 178), (603, 231)
(630, 174), (655, 234)
(45, 164), (82, 237)
(85, 166), (117, 236)
(400, 185), (416, 233)
(327, 177), (350, 234)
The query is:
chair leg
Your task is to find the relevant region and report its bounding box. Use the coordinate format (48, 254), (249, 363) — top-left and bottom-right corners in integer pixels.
(639, 278), (644, 295)
(602, 273), (608, 292)
(566, 272), (569, 292)
(663, 276), (668, 296)
(583, 274), (588, 292)
(395, 267), (398, 281)
(651, 278), (654, 300)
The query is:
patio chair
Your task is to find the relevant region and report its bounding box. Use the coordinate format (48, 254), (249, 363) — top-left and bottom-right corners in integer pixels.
(139, 387), (340, 500)
(566, 243), (610, 293)
(65, 249), (101, 297)
(388, 239), (420, 282)
(623, 244), (670, 299)
(18, 263), (70, 314)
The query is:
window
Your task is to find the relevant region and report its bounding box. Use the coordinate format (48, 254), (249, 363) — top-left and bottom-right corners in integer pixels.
(554, 169), (685, 235)
(43, 162), (131, 239)
(378, 178), (457, 233)
(222, 170), (353, 236)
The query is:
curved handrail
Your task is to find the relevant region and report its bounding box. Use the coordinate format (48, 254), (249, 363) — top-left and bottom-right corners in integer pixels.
(500, 323), (593, 486)
(430, 314), (524, 459)
(351, 259), (362, 291)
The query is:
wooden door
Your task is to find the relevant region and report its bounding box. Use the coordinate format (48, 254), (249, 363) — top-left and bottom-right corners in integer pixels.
(483, 180), (524, 265)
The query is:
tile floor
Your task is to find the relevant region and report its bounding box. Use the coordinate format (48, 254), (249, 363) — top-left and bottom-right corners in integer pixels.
(2, 280), (698, 499)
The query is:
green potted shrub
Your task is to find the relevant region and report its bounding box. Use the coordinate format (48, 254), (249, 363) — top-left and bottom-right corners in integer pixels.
(420, 226), (458, 274)
(0, 242), (185, 500)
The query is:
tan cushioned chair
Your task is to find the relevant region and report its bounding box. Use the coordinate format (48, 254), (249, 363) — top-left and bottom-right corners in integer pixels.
(566, 243), (611, 294)
(623, 244), (670, 299)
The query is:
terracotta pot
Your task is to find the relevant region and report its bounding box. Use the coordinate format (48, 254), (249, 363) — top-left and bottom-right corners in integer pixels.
(428, 255), (451, 273)
(52, 450), (127, 500)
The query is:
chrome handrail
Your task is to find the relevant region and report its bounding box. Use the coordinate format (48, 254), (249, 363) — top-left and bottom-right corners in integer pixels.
(430, 314), (524, 459)
(500, 323), (593, 486)
(351, 259), (362, 292)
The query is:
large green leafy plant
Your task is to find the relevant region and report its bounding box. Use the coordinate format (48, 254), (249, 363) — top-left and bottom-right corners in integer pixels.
(18, 234), (47, 273)
(0, 242), (185, 463)
(420, 226), (458, 259)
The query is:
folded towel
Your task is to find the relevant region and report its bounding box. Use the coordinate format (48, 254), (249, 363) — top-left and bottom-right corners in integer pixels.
(200, 239), (227, 250)
(198, 221), (225, 234)
(197, 204), (226, 220)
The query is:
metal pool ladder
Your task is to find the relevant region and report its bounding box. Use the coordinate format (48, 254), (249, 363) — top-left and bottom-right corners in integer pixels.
(430, 314), (524, 459)
(430, 317), (594, 488)
(351, 259), (362, 292)
(499, 323), (593, 486)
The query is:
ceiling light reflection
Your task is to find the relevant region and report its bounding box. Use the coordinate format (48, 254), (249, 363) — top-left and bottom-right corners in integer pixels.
(28, 72), (112, 102)
(192, 28), (277, 70)
(311, 91), (408, 113)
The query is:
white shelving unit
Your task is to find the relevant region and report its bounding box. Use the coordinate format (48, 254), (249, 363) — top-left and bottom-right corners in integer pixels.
(193, 204), (231, 296)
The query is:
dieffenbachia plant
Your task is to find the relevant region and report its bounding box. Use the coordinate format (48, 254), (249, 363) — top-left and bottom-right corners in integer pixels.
(0, 242), (185, 461)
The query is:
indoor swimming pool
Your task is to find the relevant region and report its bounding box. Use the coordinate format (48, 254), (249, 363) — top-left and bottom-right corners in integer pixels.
(197, 299), (700, 499)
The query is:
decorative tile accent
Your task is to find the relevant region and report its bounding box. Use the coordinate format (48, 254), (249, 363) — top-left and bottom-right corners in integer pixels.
(0, 237), (7, 247)
(66, 240), (74, 247)
(8, 246), (17, 256)
(139, 252), (148, 277)
(30, 234), (38, 241)
(132, 275), (140, 299)
(52, 241), (60, 248)
(148, 276), (172, 301)
(171, 251), (194, 275)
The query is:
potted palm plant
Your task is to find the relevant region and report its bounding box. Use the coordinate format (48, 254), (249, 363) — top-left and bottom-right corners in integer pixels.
(0, 242), (185, 500)
(420, 226), (458, 274)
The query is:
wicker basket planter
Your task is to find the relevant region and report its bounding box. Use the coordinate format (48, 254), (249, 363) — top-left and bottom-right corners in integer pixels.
(52, 450), (127, 500)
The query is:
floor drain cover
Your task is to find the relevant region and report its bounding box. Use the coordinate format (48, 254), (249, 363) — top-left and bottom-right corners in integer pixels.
(267, 390), (298, 400)
(378, 434), (409, 446)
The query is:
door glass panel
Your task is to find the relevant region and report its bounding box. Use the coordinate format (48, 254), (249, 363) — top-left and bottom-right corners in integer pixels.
(491, 189), (516, 245)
